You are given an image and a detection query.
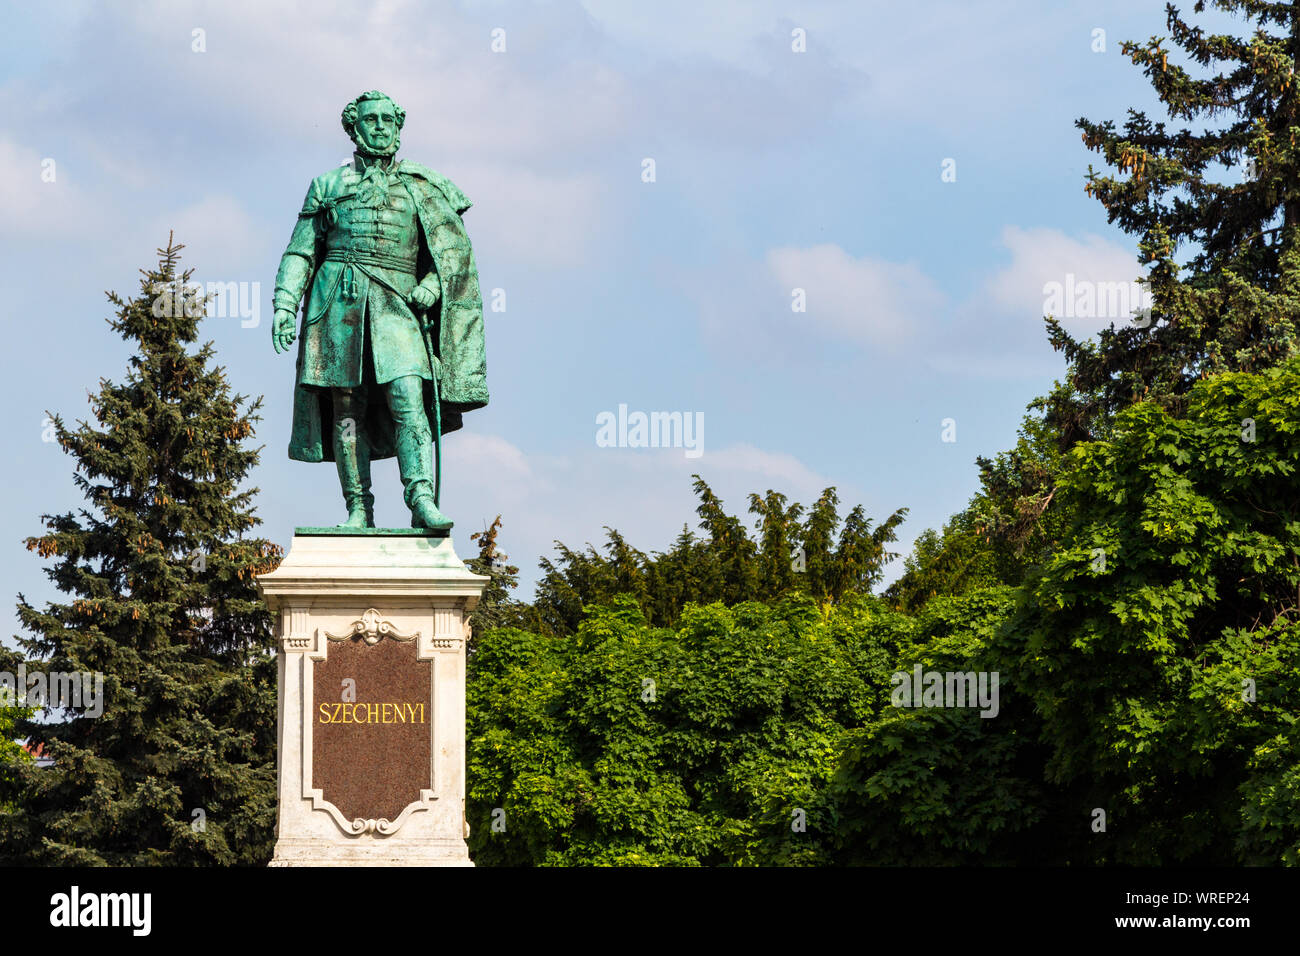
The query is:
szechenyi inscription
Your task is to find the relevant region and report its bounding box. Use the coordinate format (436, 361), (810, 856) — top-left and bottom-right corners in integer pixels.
(318, 701), (426, 725)
(311, 627), (433, 822)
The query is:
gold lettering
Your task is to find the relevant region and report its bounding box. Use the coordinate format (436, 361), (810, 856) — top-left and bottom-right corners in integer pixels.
(320, 702), (429, 726)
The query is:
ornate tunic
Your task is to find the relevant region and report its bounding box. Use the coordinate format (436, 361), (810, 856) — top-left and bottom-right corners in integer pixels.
(274, 156), (488, 464)
(275, 159), (438, 387)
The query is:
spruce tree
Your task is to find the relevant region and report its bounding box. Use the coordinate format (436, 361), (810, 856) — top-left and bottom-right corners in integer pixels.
(1051, 0), (1300, 444)
(953, 1), (1300, 573)
(0, 236), (282, 865)
(466, 515), (527, 633)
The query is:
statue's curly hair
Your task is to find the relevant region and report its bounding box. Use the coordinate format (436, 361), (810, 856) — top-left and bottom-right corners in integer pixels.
(341, 91), (406, 140)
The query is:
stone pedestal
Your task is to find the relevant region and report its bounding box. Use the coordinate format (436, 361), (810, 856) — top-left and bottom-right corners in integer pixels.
(255, 529), (487, 866)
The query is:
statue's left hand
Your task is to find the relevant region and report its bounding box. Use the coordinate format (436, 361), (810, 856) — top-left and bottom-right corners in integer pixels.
(410, 285), (438, 311)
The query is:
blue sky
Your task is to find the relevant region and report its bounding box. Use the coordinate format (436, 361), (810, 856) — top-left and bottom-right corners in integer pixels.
(0, 0), (1242, 631)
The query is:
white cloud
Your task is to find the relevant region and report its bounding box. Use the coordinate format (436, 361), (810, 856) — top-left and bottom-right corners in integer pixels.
(578, 0), (781, 68)
(986, 225), (1147, 337)
(102, 0), (635, 162)
(0, 139), (101, 239)
(917, 225), (1144, 378)
(690, 227), (1142, 380)
(766, 243), (946, 347)
(452, 431), (534, 484)
(580, 0), (1069, 128)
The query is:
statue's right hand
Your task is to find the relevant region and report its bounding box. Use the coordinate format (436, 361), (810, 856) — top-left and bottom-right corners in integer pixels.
(272, 308), (297, 354)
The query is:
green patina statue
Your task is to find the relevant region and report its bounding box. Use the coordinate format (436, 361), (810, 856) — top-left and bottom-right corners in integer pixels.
(272, 90), (488, 531)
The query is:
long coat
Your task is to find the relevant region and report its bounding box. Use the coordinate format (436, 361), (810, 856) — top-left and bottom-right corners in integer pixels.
(280, 160), (488, 462)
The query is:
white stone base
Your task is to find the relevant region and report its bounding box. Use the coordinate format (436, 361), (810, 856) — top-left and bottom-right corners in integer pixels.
(256, 531), (487, 868)
(268, 838), (472, 867)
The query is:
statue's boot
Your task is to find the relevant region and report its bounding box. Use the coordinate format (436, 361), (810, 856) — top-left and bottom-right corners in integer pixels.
(395, 420), (453, 531)
(334, 404), (375, 529)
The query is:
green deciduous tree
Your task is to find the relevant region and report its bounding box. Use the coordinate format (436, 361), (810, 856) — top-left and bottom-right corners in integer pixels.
(831, 588), (1061, 864)
(841, 358), (1300, 865)
(1005, 357), (1300, 864)
(467, 592), (905, 866)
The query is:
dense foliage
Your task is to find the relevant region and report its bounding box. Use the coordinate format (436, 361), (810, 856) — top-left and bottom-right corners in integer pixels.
(468, 593), (902, 866)
(840, 361), (1300, 866)
(1008, 361), (1300, 864)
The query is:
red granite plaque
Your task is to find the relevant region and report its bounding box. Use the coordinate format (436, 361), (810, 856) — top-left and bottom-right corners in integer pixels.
(312, 635), (432, 822)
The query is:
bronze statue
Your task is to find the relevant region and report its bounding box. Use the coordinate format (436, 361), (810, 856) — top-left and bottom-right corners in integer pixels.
(272, 90), (488, 531)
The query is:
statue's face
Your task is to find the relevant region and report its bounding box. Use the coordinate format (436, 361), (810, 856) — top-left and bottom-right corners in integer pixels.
(354, 98), (398, 152)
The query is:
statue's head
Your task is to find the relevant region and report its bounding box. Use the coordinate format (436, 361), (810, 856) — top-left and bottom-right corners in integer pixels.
(341, 91), (405, 159)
